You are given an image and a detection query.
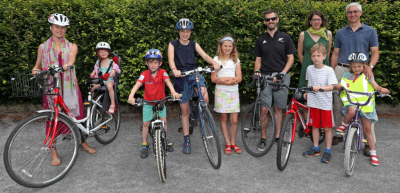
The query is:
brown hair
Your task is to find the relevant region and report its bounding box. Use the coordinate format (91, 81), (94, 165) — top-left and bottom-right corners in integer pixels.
(349, 61), (366, 73)
(264, 9), (278, 18)
(310, 43), (326, 55)
(305, 10), (328, 28)
(216, 35), (239, 63)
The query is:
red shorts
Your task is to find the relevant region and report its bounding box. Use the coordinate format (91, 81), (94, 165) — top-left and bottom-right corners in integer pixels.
(307, 107), (335, 128)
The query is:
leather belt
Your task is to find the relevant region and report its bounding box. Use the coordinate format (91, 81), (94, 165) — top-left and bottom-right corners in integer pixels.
(338, 63), (350, 68)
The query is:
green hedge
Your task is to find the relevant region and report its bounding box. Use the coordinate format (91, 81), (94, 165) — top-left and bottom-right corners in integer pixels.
(1, 0), (399, 105)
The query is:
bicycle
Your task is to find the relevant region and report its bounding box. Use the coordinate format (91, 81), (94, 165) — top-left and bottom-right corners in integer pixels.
(337, 87), (391, 176)
(240, 74), (277, 157)
(134, 95), (180, 182)
(4, 62), (121, 188)
(170, 66), (222, 169)
(276, 86), (328, 171)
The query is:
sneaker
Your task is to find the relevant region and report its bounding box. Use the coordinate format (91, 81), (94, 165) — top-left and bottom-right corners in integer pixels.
(182, 142), (191, 154)
(140, 145), (149, 158)
(336, 124), (348, 135)
(303, 148), (321, 157)
(321, 152), (332, 163)
(370, 155), (379, 166)
(257, 138), (267, 151)
(166, 139), (174, 152)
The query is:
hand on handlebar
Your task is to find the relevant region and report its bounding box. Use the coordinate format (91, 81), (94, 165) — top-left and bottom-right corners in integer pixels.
(275, 72), (285, 81)
(303, 93), (308, 100)
(254, 70), (261, 77)
(213, 63), (221, 71)
(312, 86), (321, 92)
(381, 88), (389, 94)
(63, 64), (74, 71)
(128, 97), (136, 105)
(172, 69), (182, 78)
(172, 92), (181, 100)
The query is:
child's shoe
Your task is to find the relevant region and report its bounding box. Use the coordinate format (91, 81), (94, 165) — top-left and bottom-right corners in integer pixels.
(321, 152), (332, 163)
(140, 145), (149, 158)
(303, 147), (321, 157)
(370, 155), (379, 166)
(336, 122), (348, 135)
(182, 142), (191, 154)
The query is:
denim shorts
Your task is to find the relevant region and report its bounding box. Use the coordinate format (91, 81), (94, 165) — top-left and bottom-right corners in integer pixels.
(174, 74), (207, 104)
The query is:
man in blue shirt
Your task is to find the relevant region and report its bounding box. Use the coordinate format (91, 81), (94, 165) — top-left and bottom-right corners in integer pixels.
(331, 2), (379, 156)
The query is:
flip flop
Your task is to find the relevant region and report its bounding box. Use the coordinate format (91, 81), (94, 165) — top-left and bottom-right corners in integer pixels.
(80, 147), (96, 154)
(51, 158), (61, 166)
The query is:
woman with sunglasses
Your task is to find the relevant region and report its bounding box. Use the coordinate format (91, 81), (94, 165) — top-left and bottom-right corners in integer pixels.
(297, 10), (332, 131)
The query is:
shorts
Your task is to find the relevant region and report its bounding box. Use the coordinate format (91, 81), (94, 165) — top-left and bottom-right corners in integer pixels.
(143, 104), (166, 122)
(174, 74), (207, 104)
(260, 73), (290, 109)
(307, 107), (335, 128)
(214, 88), (240, 113)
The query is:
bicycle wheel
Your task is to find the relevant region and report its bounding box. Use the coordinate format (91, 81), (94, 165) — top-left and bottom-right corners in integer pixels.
(155, 129), (166, 182)
(199, 107), (221, 169)
(4, 112), (79, 188)
(310, 128), (325, 144)
(344, 127), (359, 176)
(92, 94), (121, 144)
(276, 114), (294, 171)
(241, 101), (276, 157)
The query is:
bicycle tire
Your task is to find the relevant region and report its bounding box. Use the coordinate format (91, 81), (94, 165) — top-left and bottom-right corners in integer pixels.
(344, 127), (359, 176)
(155, 129), (166, 182)
(199, 107), (221, 169)
(276, 114), (294, 171)
(310, 128), (325, 144)
(92, 94), (121, 144)
(4, 112), (79, 188)
(241, 101), (276, 157)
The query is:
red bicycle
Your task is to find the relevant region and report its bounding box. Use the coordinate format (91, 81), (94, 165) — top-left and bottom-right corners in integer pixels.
(4, 62), (121, 187)
(276, 86), (327, 171)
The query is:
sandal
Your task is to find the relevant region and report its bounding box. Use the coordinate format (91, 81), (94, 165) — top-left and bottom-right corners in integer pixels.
(81, 147), (96, 154)
(107, 105), (115, 114)
(231, 144), (242, 154)
(224, 145), (232, 155)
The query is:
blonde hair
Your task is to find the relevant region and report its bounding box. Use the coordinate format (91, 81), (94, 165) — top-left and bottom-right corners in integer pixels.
(216, 35), (239, 63)
(310, 43), (326, 55)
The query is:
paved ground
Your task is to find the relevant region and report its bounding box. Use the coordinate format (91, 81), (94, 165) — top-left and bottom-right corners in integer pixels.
(0, 112), (399, 193)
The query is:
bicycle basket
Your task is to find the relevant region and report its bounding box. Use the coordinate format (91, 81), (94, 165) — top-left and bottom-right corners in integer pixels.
(10, 70), (54, 97)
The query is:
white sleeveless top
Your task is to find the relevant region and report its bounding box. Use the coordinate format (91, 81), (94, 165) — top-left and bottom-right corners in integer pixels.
(213, 56), (240, 91)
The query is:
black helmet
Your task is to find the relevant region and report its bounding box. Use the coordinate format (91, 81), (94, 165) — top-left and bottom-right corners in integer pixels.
(294, 89), (304, 101)
(348, 52), (367, 63)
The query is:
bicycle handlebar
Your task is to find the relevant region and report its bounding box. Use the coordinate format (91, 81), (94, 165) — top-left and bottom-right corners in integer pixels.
(246, 74), (275, 87)
(338, 86), (391, 106)
(169, 66), (222, 78)
(134, 95), (182, 107)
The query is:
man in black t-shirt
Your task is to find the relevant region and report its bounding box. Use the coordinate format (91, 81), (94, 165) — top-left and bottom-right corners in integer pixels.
(254, 9), (296, 150)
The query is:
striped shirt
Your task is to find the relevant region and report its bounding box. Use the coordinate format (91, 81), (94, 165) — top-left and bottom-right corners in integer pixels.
(306, 65), (338, 110)
(334, 23), (379, 64)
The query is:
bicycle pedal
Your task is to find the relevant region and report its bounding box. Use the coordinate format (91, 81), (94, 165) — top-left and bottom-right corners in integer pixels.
(362, 139), (367, 143)
(83, 102), (90, 107)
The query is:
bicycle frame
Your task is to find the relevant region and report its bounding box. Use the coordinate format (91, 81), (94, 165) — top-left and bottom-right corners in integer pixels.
(286, 98), (309, 143)
(41, 67), (113, 150)
(193, 70), (212, 137)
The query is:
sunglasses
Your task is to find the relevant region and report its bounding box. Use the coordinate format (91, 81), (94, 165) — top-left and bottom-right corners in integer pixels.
(264, 17), (277, 22)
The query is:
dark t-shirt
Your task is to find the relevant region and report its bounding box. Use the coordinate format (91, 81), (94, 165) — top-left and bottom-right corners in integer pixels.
(170, 40), (197, 71)
(254, 30), (296, 74)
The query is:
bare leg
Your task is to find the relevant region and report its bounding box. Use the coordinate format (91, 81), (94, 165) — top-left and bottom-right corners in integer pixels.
(260, 107), (269, 139)
(312, 127), (320, 147)
(343, 106), (356, 125)
(106, 82), (115, 109)
(274, 106), (283, 138)
(142, 121), (150, 144)
(229, 113), (239, 145)
(361, 117), (375, 150)
(51, 147), (61, 166)
(180, 102), (190, 136)
(220, 113), (230, 145)
(324, 127), (333, 149)
(200, 87), (209, 103)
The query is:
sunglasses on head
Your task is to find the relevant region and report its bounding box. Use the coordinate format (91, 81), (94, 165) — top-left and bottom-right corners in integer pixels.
(264, 17), (277, 22)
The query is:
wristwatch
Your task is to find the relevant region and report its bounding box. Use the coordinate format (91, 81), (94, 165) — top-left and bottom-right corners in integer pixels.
(368, 64), (374, 69)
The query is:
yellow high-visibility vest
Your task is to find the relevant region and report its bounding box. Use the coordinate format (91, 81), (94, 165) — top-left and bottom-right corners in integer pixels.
(340, 73), (375, 113)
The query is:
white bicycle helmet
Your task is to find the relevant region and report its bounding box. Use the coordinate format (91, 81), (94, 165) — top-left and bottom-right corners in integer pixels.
(48, 13), (70, 26)
(348, 52), (367, 63)
(96, 42), (111, 52)
(176, 18), (194, 30)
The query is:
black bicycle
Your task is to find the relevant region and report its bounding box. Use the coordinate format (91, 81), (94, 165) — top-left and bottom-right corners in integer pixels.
(134, 96), (180, 182)
(241, 74), (277, 157)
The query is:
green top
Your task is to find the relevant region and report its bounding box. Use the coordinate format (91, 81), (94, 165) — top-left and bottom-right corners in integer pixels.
(298, 30), (330, 88)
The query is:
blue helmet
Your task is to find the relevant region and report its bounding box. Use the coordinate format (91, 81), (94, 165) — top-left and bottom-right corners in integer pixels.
(176, 18), (194, 30)
(145, 49), (162, 61)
